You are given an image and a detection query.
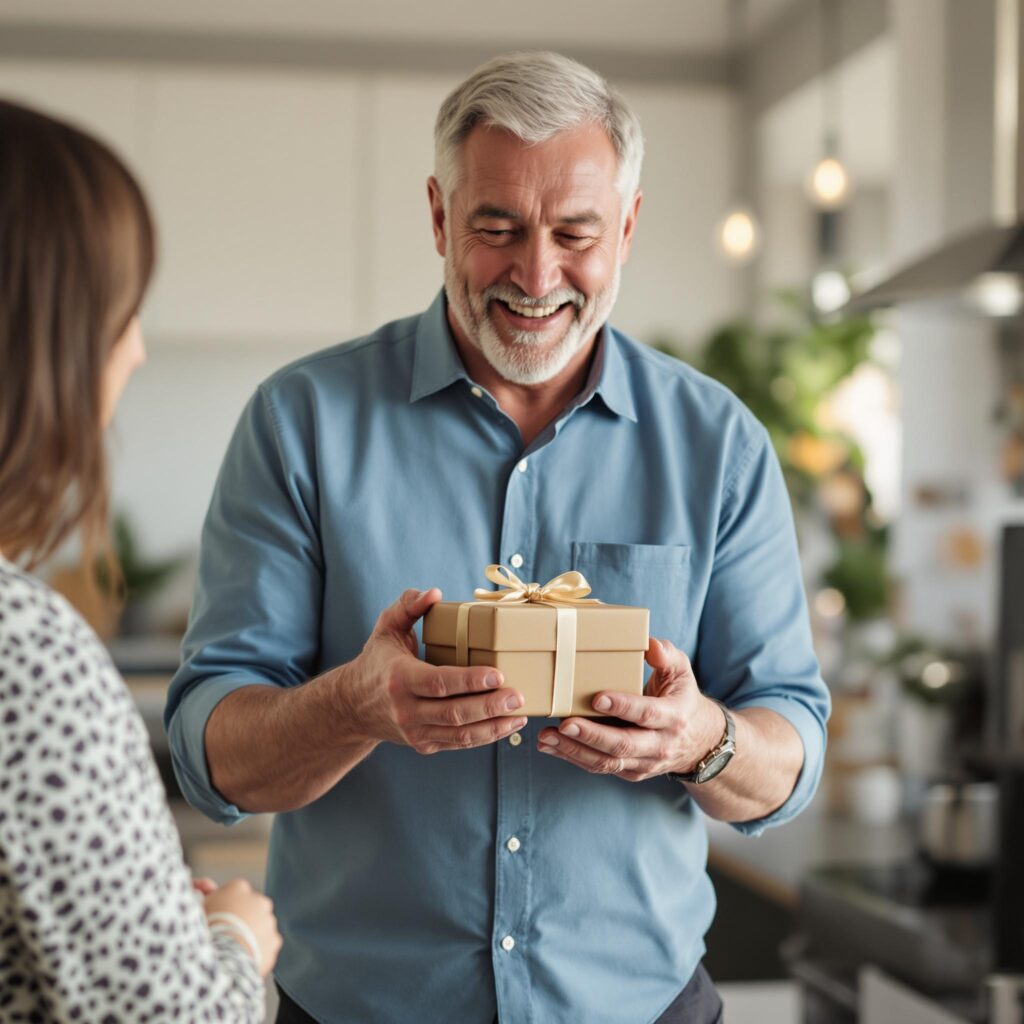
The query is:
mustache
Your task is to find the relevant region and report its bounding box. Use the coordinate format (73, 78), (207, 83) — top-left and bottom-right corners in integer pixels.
(482, 284), (586, 310)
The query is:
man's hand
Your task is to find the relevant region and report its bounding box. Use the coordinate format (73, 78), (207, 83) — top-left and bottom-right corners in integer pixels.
(536, 637), (724, 781)
(342, 587), (528, 754)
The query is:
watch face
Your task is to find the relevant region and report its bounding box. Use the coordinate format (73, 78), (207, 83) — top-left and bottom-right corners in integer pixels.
(697, 749), (734, 784)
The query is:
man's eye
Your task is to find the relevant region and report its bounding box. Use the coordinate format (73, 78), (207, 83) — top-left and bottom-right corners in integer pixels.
(481, 229), (513, 237)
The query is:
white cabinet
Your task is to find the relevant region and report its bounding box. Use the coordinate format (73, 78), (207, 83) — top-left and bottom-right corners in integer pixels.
(360, 73), (460, 334)
(0, 61), (361, 347)
(614, 83), (742, 347)
(0, 60), (743, 352)
(0, 59), (145, 168)
(141, 69), (360, 343)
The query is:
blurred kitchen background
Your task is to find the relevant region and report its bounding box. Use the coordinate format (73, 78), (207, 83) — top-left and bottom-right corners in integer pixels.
(3, 0), (1024, 1021)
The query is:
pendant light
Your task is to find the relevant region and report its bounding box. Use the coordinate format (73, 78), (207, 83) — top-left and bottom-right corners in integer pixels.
(807, 0), (853, 210)
(715, 0), (761, 264)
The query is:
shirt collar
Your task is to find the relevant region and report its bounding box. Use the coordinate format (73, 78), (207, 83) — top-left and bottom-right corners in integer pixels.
(410, 289), (638, 423)
(586, 324), (638, 422)
(409, 290), (471, 403)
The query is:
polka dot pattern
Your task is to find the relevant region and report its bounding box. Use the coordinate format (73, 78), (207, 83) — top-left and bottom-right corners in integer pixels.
(0, 560), (263, 1021)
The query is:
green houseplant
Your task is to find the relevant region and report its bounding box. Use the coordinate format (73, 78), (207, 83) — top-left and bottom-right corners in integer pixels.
(655, 288), (888, 621)
(96, 513), (187, 635)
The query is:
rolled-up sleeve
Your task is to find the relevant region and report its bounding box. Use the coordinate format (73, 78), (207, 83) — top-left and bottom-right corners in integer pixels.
(695, 425), (830, 837)
(165, 383), (323, 825)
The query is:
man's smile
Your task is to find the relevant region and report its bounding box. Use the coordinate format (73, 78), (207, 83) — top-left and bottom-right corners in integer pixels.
(492, 298), (574, 332)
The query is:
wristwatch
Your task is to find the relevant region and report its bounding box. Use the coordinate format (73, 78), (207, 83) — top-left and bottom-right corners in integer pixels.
(667, 700), (736, 785)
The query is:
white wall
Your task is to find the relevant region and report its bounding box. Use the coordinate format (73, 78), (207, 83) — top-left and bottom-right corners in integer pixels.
(0, 58), (744, 572)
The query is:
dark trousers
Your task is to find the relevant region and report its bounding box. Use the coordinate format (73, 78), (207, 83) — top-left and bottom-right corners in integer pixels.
(276, 963), (723, 1024)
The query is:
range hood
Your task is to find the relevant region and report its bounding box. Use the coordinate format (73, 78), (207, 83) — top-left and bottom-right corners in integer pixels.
(846, 0), (1024, 314)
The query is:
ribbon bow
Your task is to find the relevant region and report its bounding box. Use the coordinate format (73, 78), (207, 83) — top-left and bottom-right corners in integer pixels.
(472, 564), (600, 606)
(458, 565), (602, 716)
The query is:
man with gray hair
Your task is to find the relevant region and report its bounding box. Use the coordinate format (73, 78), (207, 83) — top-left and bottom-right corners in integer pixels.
(167, 51), (828, 1024)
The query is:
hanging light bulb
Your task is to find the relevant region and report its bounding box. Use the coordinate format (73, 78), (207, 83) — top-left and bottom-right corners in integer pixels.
(807, 0), (853, 211)
(811, 268), (851, 313)
(808, 151), (853, 210)
(966, 272), (1024, 316)
(715, 206), (760, 264)
(713, 0), (759, 265)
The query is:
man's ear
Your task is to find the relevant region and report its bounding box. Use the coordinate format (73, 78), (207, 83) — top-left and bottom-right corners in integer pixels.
(427, 176), (448, 258)
(618, 189), (643, 264)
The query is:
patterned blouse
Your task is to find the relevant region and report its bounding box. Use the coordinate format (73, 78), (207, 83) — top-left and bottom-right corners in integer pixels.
(0, 557), (263, 1021)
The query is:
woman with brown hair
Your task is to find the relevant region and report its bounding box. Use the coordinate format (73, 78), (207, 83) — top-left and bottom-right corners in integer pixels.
(0, 98), (281, 1020)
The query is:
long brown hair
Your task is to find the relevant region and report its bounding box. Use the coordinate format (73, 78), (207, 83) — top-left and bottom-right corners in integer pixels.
(0, 99), (156, 574)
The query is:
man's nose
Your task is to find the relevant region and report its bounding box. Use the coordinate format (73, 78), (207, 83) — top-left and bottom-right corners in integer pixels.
(510, 235), (562, 299)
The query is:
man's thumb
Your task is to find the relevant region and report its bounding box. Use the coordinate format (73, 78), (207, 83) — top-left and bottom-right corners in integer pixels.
(377, 587), (441, 635)
(645, 637), (691, 696)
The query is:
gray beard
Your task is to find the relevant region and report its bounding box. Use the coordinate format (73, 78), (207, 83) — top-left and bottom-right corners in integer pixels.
(444, 252), (621, 386)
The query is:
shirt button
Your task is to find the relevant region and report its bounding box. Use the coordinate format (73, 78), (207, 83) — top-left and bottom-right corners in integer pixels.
(500, 935), (516, 952)
(517, 459), (528, 473)
(510, 553), (524, 568)
(508, 732), (522, 747)
(470, 386), (483, 398)
(506, 836), (521, 853)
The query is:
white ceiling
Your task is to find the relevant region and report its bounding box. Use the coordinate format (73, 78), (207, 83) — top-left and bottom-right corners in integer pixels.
(0, 0), (799, 53)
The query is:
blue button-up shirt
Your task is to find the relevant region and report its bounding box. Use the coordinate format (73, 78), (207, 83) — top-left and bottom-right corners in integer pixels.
(166, 290), (829, 1024)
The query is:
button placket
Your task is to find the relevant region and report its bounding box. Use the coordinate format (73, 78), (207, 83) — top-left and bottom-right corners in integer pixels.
(493, 430), (535, 1015)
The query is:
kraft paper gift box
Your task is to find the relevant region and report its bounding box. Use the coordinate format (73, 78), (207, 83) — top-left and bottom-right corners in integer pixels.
(421, 566), (650, 718)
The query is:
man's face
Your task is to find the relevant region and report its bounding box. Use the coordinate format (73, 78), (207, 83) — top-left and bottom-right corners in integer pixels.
(429, 123), (640, 386)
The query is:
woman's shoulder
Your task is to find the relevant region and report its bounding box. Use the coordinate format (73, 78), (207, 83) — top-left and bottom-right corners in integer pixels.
(0, 559), (126, 724)
(0, 558), (164, 859)
(0, 558), (98, 644)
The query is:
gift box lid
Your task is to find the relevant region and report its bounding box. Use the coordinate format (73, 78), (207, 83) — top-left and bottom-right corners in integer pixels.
(422, 601), (649, 653)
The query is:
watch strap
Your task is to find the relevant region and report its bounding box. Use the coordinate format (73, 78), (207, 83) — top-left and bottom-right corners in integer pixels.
(667, 699), (735, 785)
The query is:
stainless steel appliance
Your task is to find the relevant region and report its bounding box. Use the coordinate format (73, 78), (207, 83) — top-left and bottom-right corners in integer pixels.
(918, 781), (999, 871)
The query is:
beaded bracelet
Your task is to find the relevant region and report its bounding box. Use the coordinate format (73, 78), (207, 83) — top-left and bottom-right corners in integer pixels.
(207, 911), (261, 966)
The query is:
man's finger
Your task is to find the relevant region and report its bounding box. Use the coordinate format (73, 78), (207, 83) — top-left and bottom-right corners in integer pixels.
(375, 587), (442, 636)
(415, 688), (524, 727)
(538, 731), (641, 776)
(406, 660), (504, 699)
(416, 715), (528, 752)
(551, 718), (661, 759)
(587, 690), (672, 729)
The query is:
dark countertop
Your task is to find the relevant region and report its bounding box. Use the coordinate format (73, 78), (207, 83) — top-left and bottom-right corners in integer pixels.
(706, 801), (916, 907)
(108, 634), (184, 675)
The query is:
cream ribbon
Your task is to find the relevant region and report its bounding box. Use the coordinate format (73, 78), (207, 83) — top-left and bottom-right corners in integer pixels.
(455, 565), (600, 717)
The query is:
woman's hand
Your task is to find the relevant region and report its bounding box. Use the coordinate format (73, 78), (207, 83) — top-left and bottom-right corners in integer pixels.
(204, 878), (282, 978)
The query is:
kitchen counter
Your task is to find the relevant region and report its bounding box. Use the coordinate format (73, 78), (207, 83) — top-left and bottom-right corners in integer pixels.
(706, 802), (916, 908)
(108, 633), (184, 675)
(720, 804), (997, 1023)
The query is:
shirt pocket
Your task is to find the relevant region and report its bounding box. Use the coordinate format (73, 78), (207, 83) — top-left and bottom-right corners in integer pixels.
(570, 541), (691, 645)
